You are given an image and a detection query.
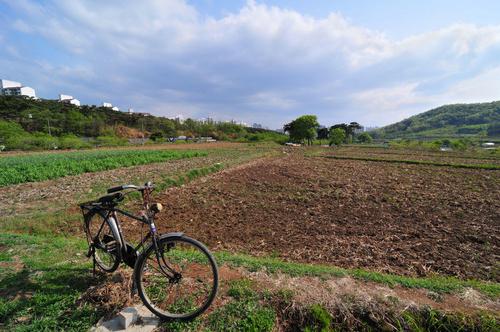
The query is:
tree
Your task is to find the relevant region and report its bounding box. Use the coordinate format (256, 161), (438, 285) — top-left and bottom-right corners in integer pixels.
(330, 122), (362, 143)
(348, 122), (362, 142)
(357, 132), (373, 144)
(149, 131), (164, 141)
(487, 122), (500, 137)
(329, 127), (346, 146)
(283, 115), (319, 145)
(317, 127), (329, 141)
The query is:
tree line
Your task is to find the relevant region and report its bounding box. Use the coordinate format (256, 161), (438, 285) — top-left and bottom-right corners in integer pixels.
(283, 115), (372, 146)
(0, 96), (287, 149)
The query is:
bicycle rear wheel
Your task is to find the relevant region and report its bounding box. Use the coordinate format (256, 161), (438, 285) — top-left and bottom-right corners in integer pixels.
(135, 235), (218, 321)
(85, 211), (121, 272)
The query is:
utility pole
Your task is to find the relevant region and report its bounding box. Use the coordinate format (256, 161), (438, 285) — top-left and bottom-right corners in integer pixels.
(47, 119), (51, 136)
(141, 119), (145, 145)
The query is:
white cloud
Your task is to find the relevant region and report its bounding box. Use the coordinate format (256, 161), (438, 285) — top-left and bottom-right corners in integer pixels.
(439, 66), (500, 103)
(2, 1), (500, 127)
(12, 19), (33, 33)
(247, 92), (297, 109)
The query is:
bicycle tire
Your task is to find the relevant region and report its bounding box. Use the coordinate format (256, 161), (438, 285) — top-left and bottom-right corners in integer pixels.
(134, 234), (218, 321)
(84, 209), (121, 273)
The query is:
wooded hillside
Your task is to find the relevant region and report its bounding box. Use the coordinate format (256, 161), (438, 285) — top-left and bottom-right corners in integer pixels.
(372, 101), (500, 139)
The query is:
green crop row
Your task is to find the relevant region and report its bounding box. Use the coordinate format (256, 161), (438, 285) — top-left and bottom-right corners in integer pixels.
(0, 149), (207, 186)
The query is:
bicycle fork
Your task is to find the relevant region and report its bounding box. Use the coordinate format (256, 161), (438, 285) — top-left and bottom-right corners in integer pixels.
(150, 223), (180, 281)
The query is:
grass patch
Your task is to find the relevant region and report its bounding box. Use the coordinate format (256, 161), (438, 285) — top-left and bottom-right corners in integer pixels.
(305, 304), (332, 332)
(207, 298), (275, 332)
(397, 307), (498, 332)
(1, 233), (498, 331)
(215, 252), (500, 298)
(0, 149), (207, 186)
(156, 162), (224, 191)
(0, 233), (100, 331)
(324, 155), (500, 170)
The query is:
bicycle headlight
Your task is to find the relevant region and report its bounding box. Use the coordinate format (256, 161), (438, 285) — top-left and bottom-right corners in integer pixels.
(151, 203), (163, 213)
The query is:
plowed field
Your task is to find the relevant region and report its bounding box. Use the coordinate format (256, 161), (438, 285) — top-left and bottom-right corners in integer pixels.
(153, 150), (499, 281)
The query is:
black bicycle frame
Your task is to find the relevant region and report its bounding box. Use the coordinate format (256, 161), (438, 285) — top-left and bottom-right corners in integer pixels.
(89, 205), (178, 278)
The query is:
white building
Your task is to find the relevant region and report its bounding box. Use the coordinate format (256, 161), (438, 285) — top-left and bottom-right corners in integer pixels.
(0, 79), (21, 89)
(174, 114), (184, 123)
(102, 102), (112, 108)
(59, 94), (80, 106)
(111, 106), (119, 111)
(69, 99), (81, 106)
(59, 94), (73, 101)
(128, 108), (134, 114)
(0, 79), (37, 98)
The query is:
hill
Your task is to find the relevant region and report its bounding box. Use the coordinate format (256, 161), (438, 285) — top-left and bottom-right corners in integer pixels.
(0, 96), (286, 150)
(372, 101), (500, 139)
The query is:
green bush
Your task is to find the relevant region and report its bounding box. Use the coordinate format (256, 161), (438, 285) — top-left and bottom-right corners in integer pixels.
(58, 134), (91, 149)
(0, 120), (26, 142)
(238, 131), (288, 144)
(357, 132), (373, 144)
(94, 135), (128, 147)
(6, 132), (58, 150)
(305, 304), (332, 332)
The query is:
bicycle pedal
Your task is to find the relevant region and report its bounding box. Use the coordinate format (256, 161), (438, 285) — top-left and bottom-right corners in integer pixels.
(104, 241), (118, 252)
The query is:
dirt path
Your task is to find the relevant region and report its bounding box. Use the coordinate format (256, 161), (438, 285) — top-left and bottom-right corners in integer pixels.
(152, 151), (500, 281)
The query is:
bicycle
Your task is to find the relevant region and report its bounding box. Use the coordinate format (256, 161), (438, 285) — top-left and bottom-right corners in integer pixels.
(79, 182), (218, 321)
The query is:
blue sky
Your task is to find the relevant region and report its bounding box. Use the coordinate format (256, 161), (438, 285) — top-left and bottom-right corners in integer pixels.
(1, 0), (500, 128)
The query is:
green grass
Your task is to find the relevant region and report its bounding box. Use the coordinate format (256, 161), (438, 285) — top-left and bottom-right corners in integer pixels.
(0, 149), (207, 186)
(0, 233), (99, 331)
(163, 278), (276, 332)
(1, 233), (498, 331)
(214, 252), (500, 298)
(324, 155), (500, 170)
(305, 304), (333, 332)
(155, 162), (224, 191)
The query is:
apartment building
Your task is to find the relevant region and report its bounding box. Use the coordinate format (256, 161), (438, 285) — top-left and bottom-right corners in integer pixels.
(0, 79), (37, 98)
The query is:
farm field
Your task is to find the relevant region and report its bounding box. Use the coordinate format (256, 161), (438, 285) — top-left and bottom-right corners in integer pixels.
(324, 146), (500, 167)
(153, 148), (499, 281)
(0, 149), (207, 186)
(1, 143), (499, 331)
(0, 143), (277, 234)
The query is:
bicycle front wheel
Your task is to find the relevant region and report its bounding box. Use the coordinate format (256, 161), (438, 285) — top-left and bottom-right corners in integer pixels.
(134, 235), (218, 321)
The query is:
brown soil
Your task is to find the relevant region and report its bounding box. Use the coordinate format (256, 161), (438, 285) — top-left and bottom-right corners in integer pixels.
(152, 151), (500, 281)
(328, 146), (500, 166)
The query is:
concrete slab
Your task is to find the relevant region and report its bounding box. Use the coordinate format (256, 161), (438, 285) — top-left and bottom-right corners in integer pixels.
(91, 305), (160, 332)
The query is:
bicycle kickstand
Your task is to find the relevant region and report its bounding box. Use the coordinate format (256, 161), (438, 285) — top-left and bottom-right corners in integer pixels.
(87, 245), (96, 277)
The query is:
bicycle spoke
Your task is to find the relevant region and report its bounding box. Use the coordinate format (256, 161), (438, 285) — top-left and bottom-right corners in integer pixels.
(138, 237), (217, 318)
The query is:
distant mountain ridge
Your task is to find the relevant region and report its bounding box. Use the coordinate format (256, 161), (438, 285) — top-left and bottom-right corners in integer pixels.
(373, 101), (500, 139)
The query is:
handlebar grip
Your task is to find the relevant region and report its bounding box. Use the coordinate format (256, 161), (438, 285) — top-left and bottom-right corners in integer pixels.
(107, 185), (123, 193)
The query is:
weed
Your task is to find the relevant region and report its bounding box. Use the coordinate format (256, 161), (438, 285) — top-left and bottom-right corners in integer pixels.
(227, 278), (256, 300)
(305, 304), (332, 332)
(207, 299), (276, 332)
